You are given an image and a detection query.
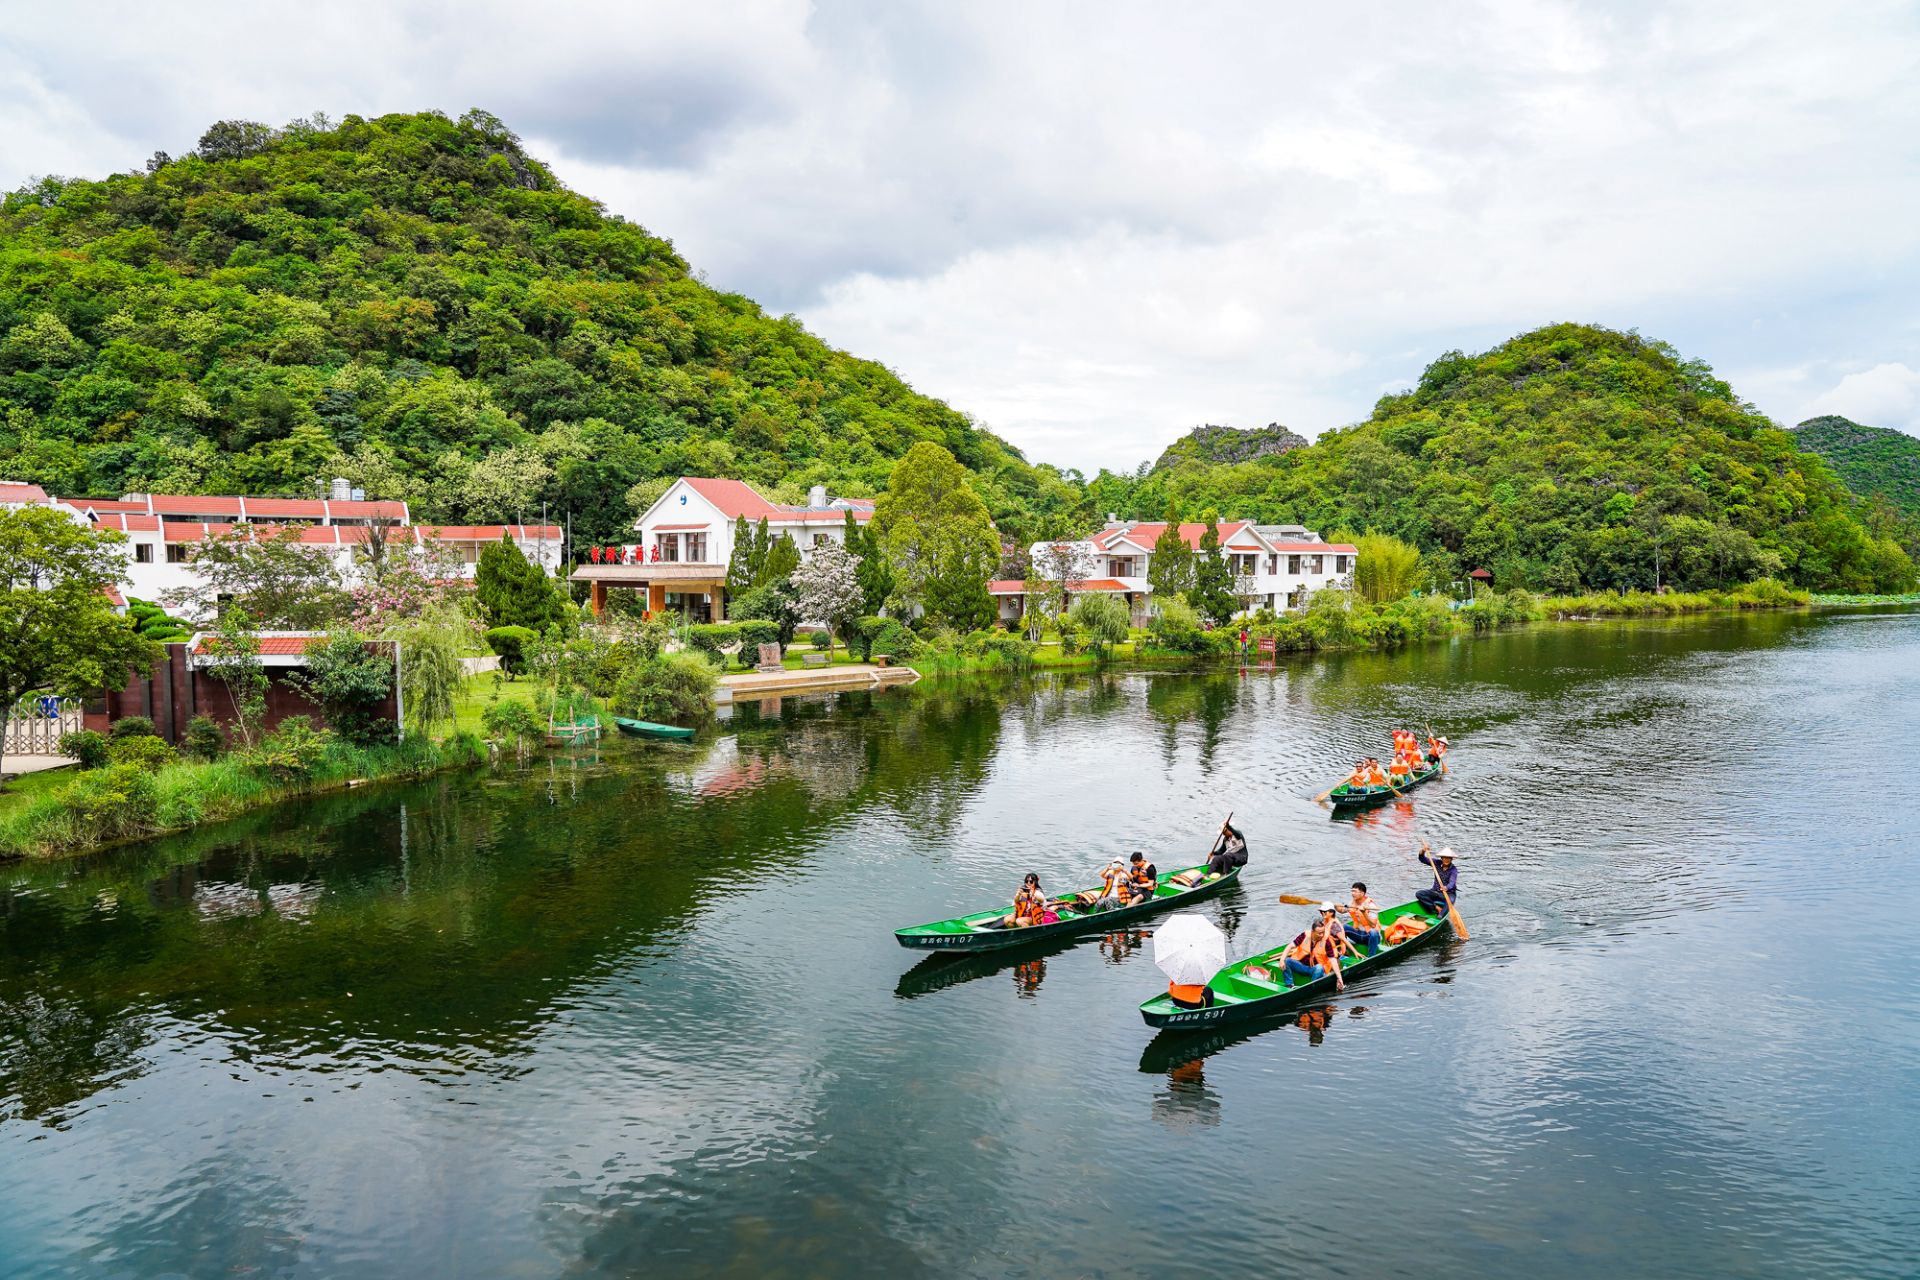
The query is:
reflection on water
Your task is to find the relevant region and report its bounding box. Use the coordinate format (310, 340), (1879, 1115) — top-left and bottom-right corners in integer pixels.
(3, 609), (1919, 1279)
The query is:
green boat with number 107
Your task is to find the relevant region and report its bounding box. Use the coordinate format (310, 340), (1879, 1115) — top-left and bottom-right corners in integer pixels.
(895, 862), (1241, 953)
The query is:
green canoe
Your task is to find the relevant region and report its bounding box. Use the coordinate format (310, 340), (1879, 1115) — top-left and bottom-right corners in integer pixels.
(1327, 759), (1443, 811)
(614, 716), (696, 741)
(1139, 899), (1452, 1030)
(895, 862), (1242, 954)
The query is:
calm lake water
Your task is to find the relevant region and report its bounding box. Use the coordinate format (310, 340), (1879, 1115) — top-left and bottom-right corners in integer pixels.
(3, 609), (1917, 1279)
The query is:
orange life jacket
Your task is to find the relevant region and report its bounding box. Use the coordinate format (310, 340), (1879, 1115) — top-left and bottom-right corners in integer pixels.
(1349, 897), (1379, 929)
(1367, 764), (1388, 786)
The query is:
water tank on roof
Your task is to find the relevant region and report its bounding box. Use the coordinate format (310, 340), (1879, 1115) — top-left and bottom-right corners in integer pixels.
(330, 478), (351, 502)
(809, 484), (827, 508)
(350, 488), (365, 502)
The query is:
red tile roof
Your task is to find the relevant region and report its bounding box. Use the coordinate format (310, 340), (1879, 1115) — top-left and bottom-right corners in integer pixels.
(243, 497), (331, 517)
(0, 482), (51, 503)
(989, 577), (1133, 595)
(192, 634), (325, 657)
(323, 499), (409, 520)
(95, 513), (162, 532)
(774, 509), (873, 524)
(1268, 542), (1357, 554)
(66, 497), (149, 513)
(413, 524), (562, 541)
(102, 583), (126, 608)
(682, 477), (779, 519)
(145, 495), (246, 516)
(1093, 522), (1250, 552)
(651, 522), (709, 532)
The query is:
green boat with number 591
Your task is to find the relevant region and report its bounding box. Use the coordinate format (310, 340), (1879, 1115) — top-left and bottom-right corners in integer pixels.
(895, 862), (1241, 954)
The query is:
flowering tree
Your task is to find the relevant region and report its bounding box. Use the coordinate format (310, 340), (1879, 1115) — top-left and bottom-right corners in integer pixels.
(787, 542), (864, 659)
(1024, 540), (1092, 637)
(347, 537), (465, 631)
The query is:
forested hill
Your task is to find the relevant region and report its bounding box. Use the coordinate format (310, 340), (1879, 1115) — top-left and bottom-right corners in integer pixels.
(1080, 324), (1913, 592)
(0, 110), (1084, 547)
(1792, 416), (1920, 526)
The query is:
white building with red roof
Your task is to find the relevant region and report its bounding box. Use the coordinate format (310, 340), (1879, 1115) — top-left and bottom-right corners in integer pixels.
(44, 481), (560, 618)
(570, 476), (875, 621)
(989, 516), (1357, 625)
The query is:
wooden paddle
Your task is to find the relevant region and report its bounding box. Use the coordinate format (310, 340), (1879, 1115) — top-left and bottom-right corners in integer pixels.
(1421, 844), (1470, 941)
(1278, 893), (1328, 906)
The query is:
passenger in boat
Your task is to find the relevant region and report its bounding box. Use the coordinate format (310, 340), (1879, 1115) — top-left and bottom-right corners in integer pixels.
(1343, 760), (1370, 792)
(1206, 821), (1249, 877)
(1343, 882), (1383, 955)
(1168, 978), (1213, 1009)
(1094, 858), (1131, 910)
(1415, 843), (1459, 918)
(1365, 758), (1389, 788)
(1126, 852), (1159, 904)
(1387, 754), (1412, 785)
(1010, 873), (1050, 927)
(1282, 908), (1348, 992)
(1427, 735), (1448, 769)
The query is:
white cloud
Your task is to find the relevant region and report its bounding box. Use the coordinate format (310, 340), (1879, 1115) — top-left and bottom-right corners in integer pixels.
(1801, 363), (1920, 435)
(0, 0), (1916, 471)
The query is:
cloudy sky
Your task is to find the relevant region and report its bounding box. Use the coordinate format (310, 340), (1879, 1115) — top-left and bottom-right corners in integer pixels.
(3, 0), (1917, 471)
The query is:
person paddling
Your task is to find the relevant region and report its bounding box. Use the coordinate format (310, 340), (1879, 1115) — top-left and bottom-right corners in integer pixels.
(1207, 820), (1249, 878)
(1415, 842), (1460, 918)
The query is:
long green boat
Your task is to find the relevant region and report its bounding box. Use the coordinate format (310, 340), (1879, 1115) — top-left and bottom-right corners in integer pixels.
(1326, 759), (1443, 811)
(895, 863), (1241, 954)
(1138, 899), (1452, 1030)
(614, 716), (696, 741)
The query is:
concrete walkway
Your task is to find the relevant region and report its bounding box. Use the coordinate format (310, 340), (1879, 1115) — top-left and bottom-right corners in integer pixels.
(0, 754), (77, 777)
(717, 663), (918, 700)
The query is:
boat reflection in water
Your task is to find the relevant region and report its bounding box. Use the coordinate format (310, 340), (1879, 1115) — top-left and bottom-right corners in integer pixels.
(1012, 956), (1046, 997)
(1137, 1003), (1359, 1075)
(1151, 1056), (1222, 1129)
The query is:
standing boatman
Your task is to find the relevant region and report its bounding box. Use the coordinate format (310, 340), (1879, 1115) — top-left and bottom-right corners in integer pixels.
(1415, 841), (1459, 918)
(1206, 820), (1249, 878)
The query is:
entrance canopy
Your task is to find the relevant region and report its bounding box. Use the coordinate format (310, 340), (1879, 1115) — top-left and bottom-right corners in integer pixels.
(571, 563), (729, 620)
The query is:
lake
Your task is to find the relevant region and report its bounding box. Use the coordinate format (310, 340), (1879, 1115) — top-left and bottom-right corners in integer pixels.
(2, 608), (1916, 1279)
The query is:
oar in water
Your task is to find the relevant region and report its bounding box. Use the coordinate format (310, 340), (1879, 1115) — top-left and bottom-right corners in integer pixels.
(1422, 845), (1470, 941)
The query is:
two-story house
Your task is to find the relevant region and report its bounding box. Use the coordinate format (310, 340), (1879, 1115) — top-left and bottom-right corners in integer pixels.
(989, 517), (1356, 626)
(571, 477), (875, 620)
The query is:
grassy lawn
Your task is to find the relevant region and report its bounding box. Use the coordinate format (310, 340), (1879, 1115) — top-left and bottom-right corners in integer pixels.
(0, 764), (79, 818)
(449, 672), (542, 737)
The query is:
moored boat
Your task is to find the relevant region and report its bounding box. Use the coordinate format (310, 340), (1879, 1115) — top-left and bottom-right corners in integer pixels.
(1326, 759), (1442, 810)
(895, 863), (1241, 954)
(1138, 899), (1452, 1029)
(614, 716), (696, 740)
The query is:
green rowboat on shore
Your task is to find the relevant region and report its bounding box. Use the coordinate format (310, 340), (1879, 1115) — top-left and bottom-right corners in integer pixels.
(1139, 899), (1452, 1030)
(613, 716), (696, 741)
(895, 863), (1241, 954)
(1327, 759), (1443, 810)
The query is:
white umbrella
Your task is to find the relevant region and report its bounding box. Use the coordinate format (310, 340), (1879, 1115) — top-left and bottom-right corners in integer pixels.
(1153, 913), (1227, 986)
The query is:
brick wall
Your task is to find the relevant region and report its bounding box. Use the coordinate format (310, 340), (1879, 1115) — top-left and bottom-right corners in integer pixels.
(88, 642), (400, 742)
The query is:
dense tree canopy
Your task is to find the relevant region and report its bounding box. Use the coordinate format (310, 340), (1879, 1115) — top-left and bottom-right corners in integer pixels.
(0, 110), (1084, 549)
(1792, 416), (1920, 560)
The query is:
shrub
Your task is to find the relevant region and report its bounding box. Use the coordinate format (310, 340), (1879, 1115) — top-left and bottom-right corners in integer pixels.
(481, 699), (542, 756)
(733, 618), (780, 653)
(107, 734), (175, 771)
(182, 715), (225, 762)
(866, 618), (918, 660)
(292, 633), (397, 747)
(808, 629), (831, 649)
(246, 716), (334, 782)
(729, 582), (799, 646)
(613, 652), (717, 726)
(108, 715), (156, 741)
(58, 729), (110, 770)
(53, 763), (160, 843)
(1148, 597), (1209, 654)
(964, 629), (1034, 668)
(485, 625), (536, 676)
(686, 622), (744, 665)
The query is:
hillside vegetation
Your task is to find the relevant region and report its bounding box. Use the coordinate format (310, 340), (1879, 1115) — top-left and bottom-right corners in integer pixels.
(1084, 325), (1912, 592)
(1, 112), (1907, 593)
(1792, 415), (1920, 557)
(0, 110), (1083, 548)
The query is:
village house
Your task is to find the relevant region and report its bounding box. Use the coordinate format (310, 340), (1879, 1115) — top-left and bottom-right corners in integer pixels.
(40, 479), (561, 617)
(989, 516), (1357, 626)
(570, 476), (875, 621)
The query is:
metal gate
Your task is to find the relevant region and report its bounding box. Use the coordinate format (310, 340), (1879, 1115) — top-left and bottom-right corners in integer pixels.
(2, 697), (85, 756)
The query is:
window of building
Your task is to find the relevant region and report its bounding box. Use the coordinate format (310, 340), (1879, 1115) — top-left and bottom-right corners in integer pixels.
(1336, 555), (1350, 573)
(167, 544), (189, 564)
(813, 532), (832, 548)
(658, 534), (680, 562)
(134, 543), (153, 563)
(1266, 554), (1277, 575)
(686, 533), (707, 562)
(1308, 555), (1324, 574)
(1287, 554), (1301, 574)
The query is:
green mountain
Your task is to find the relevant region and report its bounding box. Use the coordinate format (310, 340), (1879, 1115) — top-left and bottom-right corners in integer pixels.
(1082, 324), (1913, 592)
(1792, 415), (1920, 526)
(0, 110), (1083, 547)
